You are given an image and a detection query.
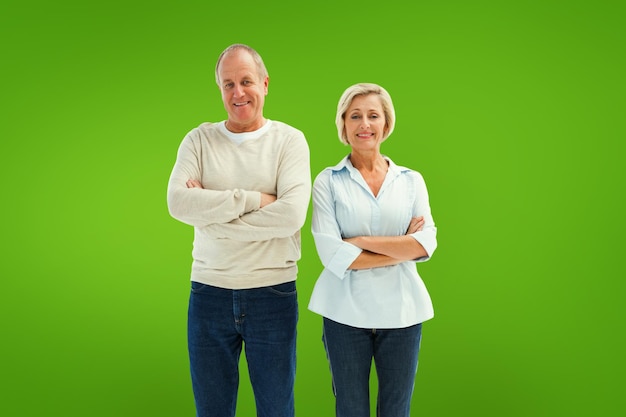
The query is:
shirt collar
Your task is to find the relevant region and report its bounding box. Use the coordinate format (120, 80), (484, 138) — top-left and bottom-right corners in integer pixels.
(329, 154), (407, 176)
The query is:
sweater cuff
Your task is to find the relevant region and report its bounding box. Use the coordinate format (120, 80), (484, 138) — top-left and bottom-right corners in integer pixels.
(243, 190), (261, 214)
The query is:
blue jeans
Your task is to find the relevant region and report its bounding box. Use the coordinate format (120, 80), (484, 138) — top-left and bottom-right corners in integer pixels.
(322, 318), (423, 417)
(188, 281), (298, 417)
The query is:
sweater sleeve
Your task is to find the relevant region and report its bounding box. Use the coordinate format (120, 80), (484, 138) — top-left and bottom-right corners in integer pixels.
(201, 132), (311, 241)
(167, 130), (261, 227)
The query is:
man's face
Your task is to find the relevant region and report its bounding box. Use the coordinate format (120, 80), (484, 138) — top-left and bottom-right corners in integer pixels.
(218, 49), (268, 132)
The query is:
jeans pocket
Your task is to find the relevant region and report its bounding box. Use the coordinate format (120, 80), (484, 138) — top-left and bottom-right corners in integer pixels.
(190, 281), (209, 293)
(265, 281), (297, 296)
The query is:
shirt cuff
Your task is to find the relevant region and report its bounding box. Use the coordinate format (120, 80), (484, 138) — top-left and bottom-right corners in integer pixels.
(326, 243), (362, 279)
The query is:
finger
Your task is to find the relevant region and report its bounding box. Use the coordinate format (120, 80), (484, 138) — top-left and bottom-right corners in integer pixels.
(408, 218), (425, 233)
(406, 218), (419, 234)
(187, 179), (201, 189)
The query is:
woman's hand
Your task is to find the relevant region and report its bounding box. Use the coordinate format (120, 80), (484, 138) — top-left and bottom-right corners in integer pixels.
(406, 216), (425, 234)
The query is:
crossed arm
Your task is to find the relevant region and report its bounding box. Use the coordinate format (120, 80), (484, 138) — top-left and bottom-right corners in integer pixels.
(168, 131), (311, 241)
(186, 179), (277, 208)
(344, 216), (427, 270)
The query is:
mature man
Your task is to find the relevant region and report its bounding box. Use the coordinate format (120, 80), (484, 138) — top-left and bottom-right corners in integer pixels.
(167, 43), (311, 417)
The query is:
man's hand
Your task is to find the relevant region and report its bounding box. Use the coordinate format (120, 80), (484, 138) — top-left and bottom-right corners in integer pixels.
(186, 179), (204, 189)
(260, 193), (277, 208)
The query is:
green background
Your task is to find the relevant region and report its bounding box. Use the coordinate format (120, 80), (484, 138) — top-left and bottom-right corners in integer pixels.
(2, 0), (624, 416)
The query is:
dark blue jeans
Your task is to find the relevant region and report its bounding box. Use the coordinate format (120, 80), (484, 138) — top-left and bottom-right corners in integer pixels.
(322, 317), (423, 417)
(188, 281), (298, 417)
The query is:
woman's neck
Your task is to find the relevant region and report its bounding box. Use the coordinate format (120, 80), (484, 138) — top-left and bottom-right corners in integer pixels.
(349, 150), (387, 173)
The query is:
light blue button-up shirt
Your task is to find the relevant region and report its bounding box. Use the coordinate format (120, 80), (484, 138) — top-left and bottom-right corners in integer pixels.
(307, 155), (437, 328)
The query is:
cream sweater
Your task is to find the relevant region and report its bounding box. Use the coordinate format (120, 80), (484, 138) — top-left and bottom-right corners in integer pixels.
(167, 120), (311, 289)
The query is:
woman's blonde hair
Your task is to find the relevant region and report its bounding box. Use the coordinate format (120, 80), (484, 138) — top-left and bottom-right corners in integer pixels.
(335, 83), (396, 145)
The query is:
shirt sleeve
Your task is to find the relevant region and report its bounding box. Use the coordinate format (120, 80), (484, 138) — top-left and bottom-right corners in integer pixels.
(201, 133), (312, 242)
(311, 170), (362, 279)
(166, 130), (261, 227)
(407, 171), (437, 262)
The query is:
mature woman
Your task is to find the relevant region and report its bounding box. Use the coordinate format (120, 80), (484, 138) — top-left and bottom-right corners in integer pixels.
(308, 83), (438, 417)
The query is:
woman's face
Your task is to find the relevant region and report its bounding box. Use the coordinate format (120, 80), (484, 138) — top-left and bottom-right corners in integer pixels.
(344, 94), (387, 152)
